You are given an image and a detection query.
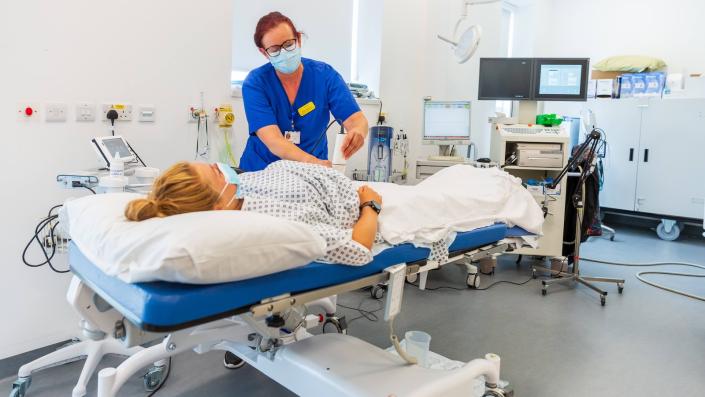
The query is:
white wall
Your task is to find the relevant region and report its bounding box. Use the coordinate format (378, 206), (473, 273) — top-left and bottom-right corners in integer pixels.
(0, 0), (233, 359)
(378, 0), (503, 177)
(232, 0), (354, 80)
(517, 0), (705, 74)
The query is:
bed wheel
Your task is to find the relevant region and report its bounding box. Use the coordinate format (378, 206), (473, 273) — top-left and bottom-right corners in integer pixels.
(323, 316), (347, 334)
(9, 378), (30, 397)
(466, 273), (480, 289)
(600, 296), (606, 306)
(143, 363), (168, 392)
(541, 288), (547, 296)
(618, 283), (624, 294)
(406, 273), (418, 284)
(223, 351), (245, 370)
(371, 285), (386, 299)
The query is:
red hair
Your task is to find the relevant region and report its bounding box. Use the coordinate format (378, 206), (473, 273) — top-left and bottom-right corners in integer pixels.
(254, 12), (301, 49)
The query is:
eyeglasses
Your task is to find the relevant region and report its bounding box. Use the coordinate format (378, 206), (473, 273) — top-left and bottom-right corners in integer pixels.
(264, 38), (297, 57)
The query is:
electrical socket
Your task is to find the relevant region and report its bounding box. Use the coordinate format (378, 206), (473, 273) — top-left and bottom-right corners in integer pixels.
(76, 103), (96, 122)
(102, 103), (133, 121)
(45, 103), (68, 122)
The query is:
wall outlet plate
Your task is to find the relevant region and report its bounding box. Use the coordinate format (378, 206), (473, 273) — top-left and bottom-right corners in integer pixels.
(102, 103), (133, 121)
(188, 105), (207, 123)
(76, 103), (96, 122)
(45, 103), (68, 122)
(138, 105), (155, 122)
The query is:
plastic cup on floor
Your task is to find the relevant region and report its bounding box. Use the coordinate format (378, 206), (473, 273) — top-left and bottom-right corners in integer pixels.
(405, 330), (431, 367)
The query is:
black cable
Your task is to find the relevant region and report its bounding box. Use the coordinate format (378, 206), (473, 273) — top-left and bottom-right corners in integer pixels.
(81, 185), (96, 194)
(406, 274), (537, 292)
(22, 215), (58, 268)
(311, 119), (339, 155)
(337, 301), (383, 325)
(146, 357), (172, 397)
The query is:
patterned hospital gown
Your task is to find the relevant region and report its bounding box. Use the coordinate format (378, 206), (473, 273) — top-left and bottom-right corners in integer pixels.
(238, 160), (374, 265)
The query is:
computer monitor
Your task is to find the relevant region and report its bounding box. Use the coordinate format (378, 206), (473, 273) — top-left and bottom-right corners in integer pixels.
(478, 58), (534, 100)
(533, 58), (589, 101)
(422, 101), (471, 146)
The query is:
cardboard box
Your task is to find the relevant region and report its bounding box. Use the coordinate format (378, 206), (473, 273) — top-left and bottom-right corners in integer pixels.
(591, 70), (623, 80)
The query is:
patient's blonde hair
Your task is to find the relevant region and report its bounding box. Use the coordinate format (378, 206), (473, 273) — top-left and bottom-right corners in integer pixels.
(125, 162), (220, 221)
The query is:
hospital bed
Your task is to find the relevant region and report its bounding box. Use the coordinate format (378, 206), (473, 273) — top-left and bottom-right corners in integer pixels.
(11, 224), (518, 397)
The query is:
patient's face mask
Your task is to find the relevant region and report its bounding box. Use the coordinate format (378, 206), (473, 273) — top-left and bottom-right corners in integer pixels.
(216, 162), (242, 208)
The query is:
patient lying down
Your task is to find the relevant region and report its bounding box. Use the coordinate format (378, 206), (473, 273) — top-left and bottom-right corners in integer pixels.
(126, 160), (381, 265)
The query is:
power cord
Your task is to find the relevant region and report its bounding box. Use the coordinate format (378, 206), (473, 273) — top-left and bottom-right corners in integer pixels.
(405, 275), (536, 292)
(337, 301), (383, 326)
(582, 258), (705, 302)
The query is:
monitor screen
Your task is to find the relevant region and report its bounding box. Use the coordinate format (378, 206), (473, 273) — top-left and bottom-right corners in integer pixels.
(533, 58), (589, 101)
(102, 137), (132, 158)
(478, 58), (534, 100)
(423, 101), (471, 141)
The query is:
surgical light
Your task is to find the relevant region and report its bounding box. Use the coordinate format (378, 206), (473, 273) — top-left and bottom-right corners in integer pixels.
(437, 0), (500, 64)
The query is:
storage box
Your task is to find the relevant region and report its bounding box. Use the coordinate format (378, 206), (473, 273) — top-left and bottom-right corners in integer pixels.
(617, 74), (634, 98)
(596, 79), (613, 97)
(631, 74), (647, 96)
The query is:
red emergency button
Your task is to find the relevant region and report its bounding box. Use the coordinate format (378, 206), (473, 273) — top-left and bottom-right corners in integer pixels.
(24, 107), (33, 116)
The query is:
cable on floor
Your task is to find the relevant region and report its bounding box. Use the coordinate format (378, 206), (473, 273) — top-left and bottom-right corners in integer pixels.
(337, 301), (383, 325)
(582, 258), (705, 302)
(405, 274), (537, 292)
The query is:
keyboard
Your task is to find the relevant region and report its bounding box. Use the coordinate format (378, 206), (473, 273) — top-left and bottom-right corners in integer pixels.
(427, 155), (465, 161)
(501, 126), (561, 135)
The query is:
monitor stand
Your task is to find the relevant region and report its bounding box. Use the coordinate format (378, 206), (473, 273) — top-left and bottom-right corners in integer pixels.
(515, 100), (544, 124)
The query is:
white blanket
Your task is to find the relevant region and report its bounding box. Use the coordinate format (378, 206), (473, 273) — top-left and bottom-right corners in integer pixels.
(358, 165), (543, 247)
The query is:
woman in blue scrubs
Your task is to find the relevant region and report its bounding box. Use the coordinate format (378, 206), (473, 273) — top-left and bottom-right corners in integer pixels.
(239, 12), (369, 172)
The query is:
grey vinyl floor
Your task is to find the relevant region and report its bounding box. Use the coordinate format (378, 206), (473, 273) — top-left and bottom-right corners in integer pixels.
(2, 225), (704, 396)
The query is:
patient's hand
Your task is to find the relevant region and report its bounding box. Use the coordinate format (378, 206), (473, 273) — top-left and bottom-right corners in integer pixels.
(357, 186), (382, 207)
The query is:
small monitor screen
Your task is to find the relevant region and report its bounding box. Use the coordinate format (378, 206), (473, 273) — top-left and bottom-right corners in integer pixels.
(478, 58), (533, 100)
(423, 101), (471, 140)
(102, 137), (132, 158)
(538, 64), (582, 95)
(533, 58), (589, 101)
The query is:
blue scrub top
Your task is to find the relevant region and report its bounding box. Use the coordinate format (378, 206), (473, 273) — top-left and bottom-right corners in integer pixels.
(240, 58), (361, 172)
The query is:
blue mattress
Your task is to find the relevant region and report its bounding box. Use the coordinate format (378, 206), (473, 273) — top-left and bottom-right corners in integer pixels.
(69, 223), (511, 332)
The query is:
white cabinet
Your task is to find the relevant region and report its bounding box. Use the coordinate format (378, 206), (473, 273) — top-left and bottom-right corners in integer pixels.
(545, 98), (705, 220)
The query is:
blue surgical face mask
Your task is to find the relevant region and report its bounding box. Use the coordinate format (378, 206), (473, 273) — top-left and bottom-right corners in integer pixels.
(269, 45), (301, 74)
(216, 162), (242, 207)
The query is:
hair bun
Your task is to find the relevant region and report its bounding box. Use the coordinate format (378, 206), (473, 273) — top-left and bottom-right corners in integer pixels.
(125, 197), (161, 221)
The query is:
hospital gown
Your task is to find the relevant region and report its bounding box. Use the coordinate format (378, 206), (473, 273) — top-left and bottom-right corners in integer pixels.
(238, 160), (374, 265)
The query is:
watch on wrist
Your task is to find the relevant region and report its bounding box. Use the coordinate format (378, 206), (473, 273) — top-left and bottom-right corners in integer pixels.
(360, 200), (381, 214)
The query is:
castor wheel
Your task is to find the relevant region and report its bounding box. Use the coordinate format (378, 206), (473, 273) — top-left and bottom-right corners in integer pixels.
(610, 235), (615, 242)
(370, 285), (386, 299)
(466, 273), (480, 289)
(532, 269), (537, 279)
(656, 221), (681, 241)
(600, 296), (606, 306)
(618, 283), (624, 294)
(9, 377), (30, 397)
(143, 363), (168, 392)
(323, 315), (347, 334)
(406, 273), (418, 284)
(223, 351), (245, 369)
(541, 288), (547, 296)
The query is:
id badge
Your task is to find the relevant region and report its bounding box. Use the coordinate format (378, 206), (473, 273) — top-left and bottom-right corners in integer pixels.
(285, 131), (301, 145)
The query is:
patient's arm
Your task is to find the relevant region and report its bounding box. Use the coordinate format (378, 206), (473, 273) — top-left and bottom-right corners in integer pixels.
(352, 186), (382, 250)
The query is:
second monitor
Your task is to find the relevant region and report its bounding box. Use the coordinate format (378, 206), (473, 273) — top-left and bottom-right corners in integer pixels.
(423, 100), (471, 147)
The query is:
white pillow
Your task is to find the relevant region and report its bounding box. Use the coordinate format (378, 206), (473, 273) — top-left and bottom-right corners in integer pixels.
(63, 193), (326, 284)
